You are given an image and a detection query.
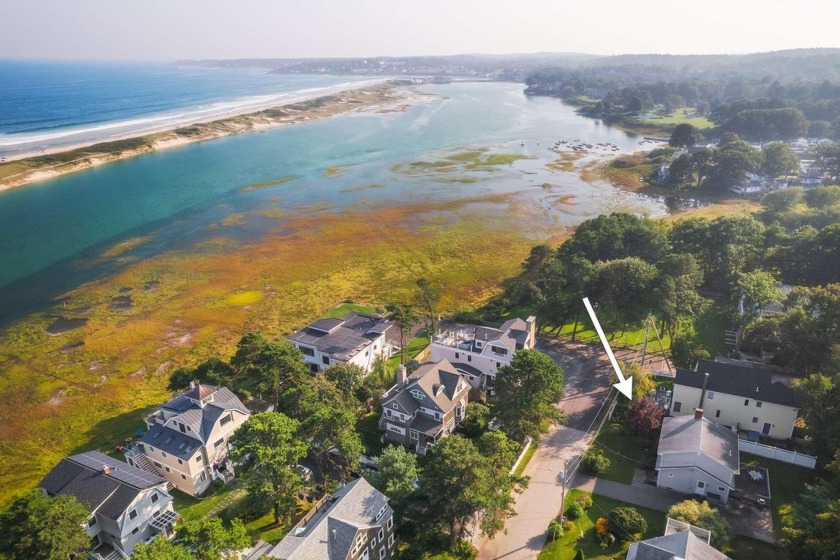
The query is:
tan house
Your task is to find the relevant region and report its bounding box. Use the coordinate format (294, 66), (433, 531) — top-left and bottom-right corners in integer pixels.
(671, 359), (799, 439)
(126, 383), (250, 496)
(380, 360), (470, 455)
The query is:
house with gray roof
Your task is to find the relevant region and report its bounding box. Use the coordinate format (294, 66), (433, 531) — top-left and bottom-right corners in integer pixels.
(39, 451), (176, 558)
(656, 409), (740, 503)
(268, 478), (396, 560)
(288, 312), (395, 374)
(380, 359), (470, 455)
(671, 359), (800, 439)
(626, 517), (729, 560)
(429, 316), (536, 388)
(125, 383), (250, 496)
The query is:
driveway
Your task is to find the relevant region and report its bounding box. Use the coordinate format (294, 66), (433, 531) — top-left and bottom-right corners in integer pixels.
(475, 340), (612, 559)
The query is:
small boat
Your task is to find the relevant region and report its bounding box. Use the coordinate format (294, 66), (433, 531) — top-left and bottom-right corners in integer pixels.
(520, 141), (525, 146)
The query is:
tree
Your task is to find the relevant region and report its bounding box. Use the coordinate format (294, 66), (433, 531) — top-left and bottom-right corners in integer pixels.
(230, 332), (308, 411)
(386, 303), (418, 364)
(177, 517), (250, 560)
(415, 278), (441, 336)
(625, 397), (665, 442)
(132, 538), (195, 560)
(548, 519), (564, 542)
(669, 123), (703, 148)
(229, 412), (309, 524)
(607, 506), (647, 542)
(732, 270), (782, 327)
(588, 258), (660, 330)
(581, 448), (611, 475)
(667, 500), (731, 549)
(665, 153), (696, 188)
(475, 431), (522, 537)
(365, 445), (420, 516)
(0, 490), (91, 560)
(559, 213), (669, 265)
(762, 142), (800, 179)
(494, 350), (564, 442)
(324, 363), (365, 400)
(781, 478), (840, 559)
(794, 371), (840, 461)
(459, 401), (491, 437)
(761, 187), (804, 216)
(298, 376), (363, 481)
(168, 357), (235, 392)
(704, 141), (764, 191)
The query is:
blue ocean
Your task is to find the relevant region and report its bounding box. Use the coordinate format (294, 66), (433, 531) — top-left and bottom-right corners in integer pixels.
(0, 61), (663, 322)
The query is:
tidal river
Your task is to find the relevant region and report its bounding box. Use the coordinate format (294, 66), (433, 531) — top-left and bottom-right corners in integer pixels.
(0, 81), (666, 321)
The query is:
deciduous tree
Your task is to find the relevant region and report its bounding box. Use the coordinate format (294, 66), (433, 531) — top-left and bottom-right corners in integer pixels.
(0, 490), (91, 560)
(494, 350), (564, 442)
(365, 445), (420, 516)
(177, 517), (250, 560)
(667, 500), (731, 549)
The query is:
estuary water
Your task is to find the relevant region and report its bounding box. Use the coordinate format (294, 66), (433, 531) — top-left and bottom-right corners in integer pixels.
(0, 76), (667, 322)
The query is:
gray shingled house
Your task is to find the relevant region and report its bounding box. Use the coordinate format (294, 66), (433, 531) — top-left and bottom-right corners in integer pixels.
(126, 383), (250, 496)
(656, 409), (740, 503)
(268, 478), (396, 560)
(626, 518), (730, 560)
(380, 359), (470, 455)
(39, 451), (176, 558)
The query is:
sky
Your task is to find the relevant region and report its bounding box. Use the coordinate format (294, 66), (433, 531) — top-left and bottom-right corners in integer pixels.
(2, 0), (839, 61)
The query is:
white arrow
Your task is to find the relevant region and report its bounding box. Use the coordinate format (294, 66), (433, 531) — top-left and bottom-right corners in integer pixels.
(582, 297), (634, 400)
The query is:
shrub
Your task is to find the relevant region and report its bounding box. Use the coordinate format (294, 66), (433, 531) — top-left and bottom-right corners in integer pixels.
(562, 519), (574, 532)
(607, 506), (647, 542)
(547, 519), (565, 542)
(574, 494), (593, 510)
(581, 448), (611, 475)
(448, 539), (477, 559)
(667, 499), (731, 549)
(567, 502), (585, 520)
(595, 517), (610, 538)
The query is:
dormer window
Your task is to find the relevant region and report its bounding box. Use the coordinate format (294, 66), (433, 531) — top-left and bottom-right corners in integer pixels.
(375, 504), (388, 521)
(411, 390), (425, 400)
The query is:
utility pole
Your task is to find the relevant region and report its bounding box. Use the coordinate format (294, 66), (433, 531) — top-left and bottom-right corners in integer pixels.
(641, 313), (651, 368)
(558, 458), (569, 520)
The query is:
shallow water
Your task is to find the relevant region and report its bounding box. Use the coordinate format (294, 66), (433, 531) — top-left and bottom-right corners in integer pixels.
(0, 81), (665, 321)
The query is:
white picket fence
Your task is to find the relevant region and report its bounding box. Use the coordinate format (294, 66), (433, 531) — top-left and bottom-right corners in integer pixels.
(740, 440), (817, 469)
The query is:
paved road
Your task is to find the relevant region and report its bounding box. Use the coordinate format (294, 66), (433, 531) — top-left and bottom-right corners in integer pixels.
(475, 340), (611, 560)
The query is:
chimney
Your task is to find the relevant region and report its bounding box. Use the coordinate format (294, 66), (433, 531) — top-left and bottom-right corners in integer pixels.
(698, 372), (710, 410)
(102, 465), (111, 474)
(189, 380), (195, 389)
(396, 364), (407, 388)
(694, 408), (703, 420)
(526, 316), (537, 349)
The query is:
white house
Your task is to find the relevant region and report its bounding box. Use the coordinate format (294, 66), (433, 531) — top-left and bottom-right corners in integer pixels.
(671, 359), (799, 439)
(40, 451), (176, 558)
(288, 313), (395, 374)
(656, 409), (740, 503)
(429, 316), (536, 388)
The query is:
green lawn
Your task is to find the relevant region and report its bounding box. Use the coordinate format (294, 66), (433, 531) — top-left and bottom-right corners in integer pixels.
(545, 313), (672, 354)
(321, 302), (378, 319)
(694, 300), (733, 357)
(357, 411), (385, 456)
(386, 333), (431, 370)
(641, 108), (714, 129)
(740, 453), (819, 536)
(591, 423), (655, 484)
(729, 536), (790, 560)
(539, 489), (666, 560)
(514, 440), (538, 477)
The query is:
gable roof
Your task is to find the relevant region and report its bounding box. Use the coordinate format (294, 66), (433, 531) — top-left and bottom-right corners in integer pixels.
(147, 384), (249, 447)
(288, 313), (394, 361)
(658, 415), (740, 473)
(268, 478), (389, 560)
(626, 530), (729, 560)
(405, 359), (468, 413)
(675, 359), (799, 408)
(39, 451), (166, 521)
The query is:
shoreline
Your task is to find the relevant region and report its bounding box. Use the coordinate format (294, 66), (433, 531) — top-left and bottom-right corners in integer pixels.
(0, 82), (431, 192)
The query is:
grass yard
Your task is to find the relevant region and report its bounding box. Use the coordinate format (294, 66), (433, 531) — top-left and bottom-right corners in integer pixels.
(693, 299), (733, 358)
(514, 440), (538, 477)
(740, 453), (819, 536)
(321, 302), (378, 319)
(386, 333), (432, 370)
(591, 423), (655, 484)
(643, 108), (714, 129)
(357, 411), (385, 456)
(545, 313), (672, 354)
(539, 489), (666, 560)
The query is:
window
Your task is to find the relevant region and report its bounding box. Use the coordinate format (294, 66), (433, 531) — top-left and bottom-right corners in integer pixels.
(153, 510), (160, 518)
(322, 356), (330, 365)
(371, 536), (376, 547)
(715, 410), (721, 418)
(756, 401), (763, 408)
(87, 517), (97, 528)
(380, 547), (386, 560)
(220, 413), (233, 427)
(752, 417), (759, 423)
(491, 346), (508, 356)
(718, 486), (726, 492)
(300, 346), (315, 357)
(129, 509), (138, 520)
(132, 527), (139, 535)
(455, 352), (460, 359)
(165, 466), (171, 472)
(706, 391), (715, 400)
(199, 471), (207, 482)
(378, 528), (384, 541)
(214, 438), (225, 448)
(196, 456), (202, 463)
(411, 390), (425, 400)
(410, 429), (419, 440)
(387, 517), (393, 530)
(177, 459), (183, 464)
(151, 493), (159, 503)
(388, 534), (395, 547)
(744, 399), (750, 406)
(179, 423), (186, 433)
(153, 461), (162, 468)
(161, 452), (167, 457)
(360, 550), (369, 560)
(673, 401), (682, 412)
(181, 474), (187, 480)
(467, 355), (472, 362)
